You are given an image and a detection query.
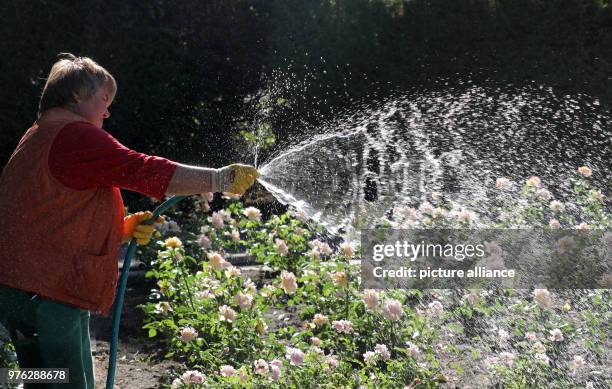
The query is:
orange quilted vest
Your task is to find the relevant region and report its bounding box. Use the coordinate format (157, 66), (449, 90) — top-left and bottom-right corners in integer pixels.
(0, 107), (124, 315)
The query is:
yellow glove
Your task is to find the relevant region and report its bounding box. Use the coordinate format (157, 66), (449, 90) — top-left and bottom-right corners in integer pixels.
(122, 211), (164, 245)
(214, 164), (260, 195)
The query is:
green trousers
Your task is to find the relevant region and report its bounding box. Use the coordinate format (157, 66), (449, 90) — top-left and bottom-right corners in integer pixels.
(0, 285), (95, 388)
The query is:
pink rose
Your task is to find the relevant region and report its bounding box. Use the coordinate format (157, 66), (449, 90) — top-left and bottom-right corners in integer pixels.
(270, 365), (281, 381)
(207, 252), (229, 271)
(363, 289), (380, 310)
(285, 347), (304, 365)
(326, 357), (339, 369)
(254, 359), (269, 375)
(382, 299), (403, 321)
(332, 319), (353, 333)
(219, 365), (236, 377)
(181, 370), (204, 384)
(281, 271), (297, 294)
(233, 292), (254, 310)
(427, 300), (443, 317)
(219, 305), (237, 322)
(374, 344), (391, 361)
(179, 326), (198, 343)
(275, 239), (289, 256)
(199, 234), (212, 249)
(210, 212), (224, 229)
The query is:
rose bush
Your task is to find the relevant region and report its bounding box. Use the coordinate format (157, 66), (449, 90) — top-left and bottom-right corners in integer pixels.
(140, 168), (609, 388)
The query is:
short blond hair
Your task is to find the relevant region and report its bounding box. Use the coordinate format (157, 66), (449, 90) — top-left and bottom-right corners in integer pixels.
(38, 53), (117, 117)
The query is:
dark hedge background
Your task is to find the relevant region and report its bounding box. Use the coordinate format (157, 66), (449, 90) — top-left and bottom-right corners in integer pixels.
(1, 0), (610, 173)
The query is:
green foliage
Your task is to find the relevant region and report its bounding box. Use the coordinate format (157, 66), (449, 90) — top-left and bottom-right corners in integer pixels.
(139, 166), (609, 387)
(142, 242), (270, 370)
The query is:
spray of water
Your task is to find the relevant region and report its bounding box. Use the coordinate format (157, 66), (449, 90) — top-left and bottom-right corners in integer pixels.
(257, 83), (610, 238)
(251, 80), (611, 387)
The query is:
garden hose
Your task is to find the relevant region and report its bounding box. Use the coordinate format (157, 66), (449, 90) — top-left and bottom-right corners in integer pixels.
(106, 195), (187, 389)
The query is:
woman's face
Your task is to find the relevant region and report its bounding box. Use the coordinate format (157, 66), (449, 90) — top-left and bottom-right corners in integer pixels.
(72, 82), (112, 128)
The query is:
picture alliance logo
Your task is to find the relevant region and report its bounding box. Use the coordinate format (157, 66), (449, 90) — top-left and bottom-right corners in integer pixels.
(369, 265), (516, 279)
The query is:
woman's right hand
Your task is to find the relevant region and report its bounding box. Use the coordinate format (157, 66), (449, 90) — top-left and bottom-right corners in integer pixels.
(215, 164), (260, 195)
(165, 163), (260, 196)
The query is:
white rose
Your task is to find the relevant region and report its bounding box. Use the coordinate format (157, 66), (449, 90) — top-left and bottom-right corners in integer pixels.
(548, 219), (561, 229)
(577, 166), (592, 177)
(419, 201), (434, 215)
(525, 176), (542, 187)
(549, 200), (565, 213)
(495, 177), (511, 189)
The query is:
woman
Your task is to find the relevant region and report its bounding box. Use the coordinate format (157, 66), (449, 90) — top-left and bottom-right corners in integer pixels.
(0, 53), (258, 388)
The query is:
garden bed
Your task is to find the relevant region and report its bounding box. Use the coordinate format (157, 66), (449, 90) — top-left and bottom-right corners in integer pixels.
(4, 170), (608, 388)
(92, 258), (272, 388)
(132, 172), (610, 388)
